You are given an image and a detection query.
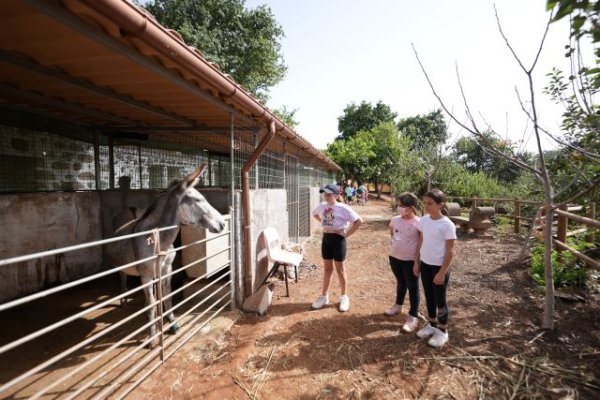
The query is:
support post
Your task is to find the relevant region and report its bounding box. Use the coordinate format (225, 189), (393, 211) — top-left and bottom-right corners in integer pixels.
(514, 199), (521, 233)
(587, 202), (596, 243)
(93, 131), (101, 190)
(556, 204), (568, 255)
(137, 143), (143, 189)
(108, 137), (115, 189)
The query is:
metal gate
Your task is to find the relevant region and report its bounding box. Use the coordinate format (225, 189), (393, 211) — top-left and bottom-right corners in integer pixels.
(0, 213), (234, 399)
(285, 155), (299, 243)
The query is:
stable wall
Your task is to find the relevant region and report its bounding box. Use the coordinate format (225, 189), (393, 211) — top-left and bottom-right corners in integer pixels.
(0, 192), (102, 302)
(248, 189), (289, 293)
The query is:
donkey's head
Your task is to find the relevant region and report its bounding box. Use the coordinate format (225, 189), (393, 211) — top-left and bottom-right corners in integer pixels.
(175, 163), (226, 233)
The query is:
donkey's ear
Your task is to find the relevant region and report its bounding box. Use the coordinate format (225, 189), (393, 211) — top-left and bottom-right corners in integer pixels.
(183, 163), (207, 188)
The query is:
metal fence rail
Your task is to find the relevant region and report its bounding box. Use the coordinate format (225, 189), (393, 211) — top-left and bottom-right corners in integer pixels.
(0, 213), (234, 399)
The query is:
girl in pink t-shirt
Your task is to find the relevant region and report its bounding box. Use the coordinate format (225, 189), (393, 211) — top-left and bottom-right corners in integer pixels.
(384, 192), (421, 333)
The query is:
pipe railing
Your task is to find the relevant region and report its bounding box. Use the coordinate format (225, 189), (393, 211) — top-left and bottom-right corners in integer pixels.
(0, 214), (234, 399)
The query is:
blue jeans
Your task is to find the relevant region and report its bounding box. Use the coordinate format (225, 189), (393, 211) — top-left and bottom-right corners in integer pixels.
(389, 256), (420, 318)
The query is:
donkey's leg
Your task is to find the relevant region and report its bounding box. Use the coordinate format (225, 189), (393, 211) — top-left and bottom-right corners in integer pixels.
(120, 271), (128, 306)
(141, 276), (159, 348)
(162, 250), (179, 334)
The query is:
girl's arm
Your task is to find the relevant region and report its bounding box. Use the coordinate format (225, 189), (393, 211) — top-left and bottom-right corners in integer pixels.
(390, 225), (394, 237)
(313, 214), (322, 223)
(413, 232), (422, 277)
(434, 239), (455, 285)
(341, 218), (363, 237)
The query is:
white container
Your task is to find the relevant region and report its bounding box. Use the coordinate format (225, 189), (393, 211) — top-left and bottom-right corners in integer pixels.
(181, 218), (230, 279)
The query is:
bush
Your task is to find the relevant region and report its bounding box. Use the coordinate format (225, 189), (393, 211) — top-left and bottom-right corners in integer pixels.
(529, 238), (593, 289)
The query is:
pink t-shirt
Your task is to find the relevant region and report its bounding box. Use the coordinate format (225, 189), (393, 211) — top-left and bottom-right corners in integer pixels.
(389, 216), (420, 261)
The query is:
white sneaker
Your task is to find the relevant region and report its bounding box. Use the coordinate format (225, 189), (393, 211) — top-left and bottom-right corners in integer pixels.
(384, 304), (402, 316)
(402, 315), (419, 333)
(339, 295), (350, 312)
(428, 328), (449, 348)
(416, 322), (437, 339)
(311, 295), (329, 310)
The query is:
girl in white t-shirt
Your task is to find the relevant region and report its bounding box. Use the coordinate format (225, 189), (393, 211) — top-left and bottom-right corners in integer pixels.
(311, 184), (363, 312)
(385, 193), (421, 333)
(415, 189), (457, 348)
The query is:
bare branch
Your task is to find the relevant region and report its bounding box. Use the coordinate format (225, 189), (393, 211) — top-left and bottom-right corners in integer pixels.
(453, 64), (543, 176)
(495, 5), (527, 73)
(494, 5), (552, 74)
(515, 88), (600, 162)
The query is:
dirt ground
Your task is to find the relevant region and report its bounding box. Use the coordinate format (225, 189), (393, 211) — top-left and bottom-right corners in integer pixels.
(132, 198), (600, 400)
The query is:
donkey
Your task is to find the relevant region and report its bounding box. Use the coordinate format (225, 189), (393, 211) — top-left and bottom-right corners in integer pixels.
(106, 163), (225, 347)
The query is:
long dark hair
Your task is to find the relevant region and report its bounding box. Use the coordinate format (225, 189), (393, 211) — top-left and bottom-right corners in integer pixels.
(424, 189), (448, 216)
(396, 192), (420, 215)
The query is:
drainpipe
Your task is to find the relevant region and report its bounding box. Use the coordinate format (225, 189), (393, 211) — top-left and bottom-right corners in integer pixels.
(242, 121), (275, 295)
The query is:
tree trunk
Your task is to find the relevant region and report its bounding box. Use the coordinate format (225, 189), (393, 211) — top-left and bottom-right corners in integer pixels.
(427, 171), (432, 192)
(542, 204), (555, 329)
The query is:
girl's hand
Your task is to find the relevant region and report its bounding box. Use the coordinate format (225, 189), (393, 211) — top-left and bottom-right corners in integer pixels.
(434, 271), (446, 285)
(413, 262), (420, 277)
(336, 229), (346, 237)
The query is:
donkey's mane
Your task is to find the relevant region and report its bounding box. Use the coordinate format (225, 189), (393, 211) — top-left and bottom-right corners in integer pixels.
(137, 178), (183, 223)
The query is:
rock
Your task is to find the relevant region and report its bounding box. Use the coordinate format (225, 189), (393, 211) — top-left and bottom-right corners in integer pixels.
(242, 284), (273, 315)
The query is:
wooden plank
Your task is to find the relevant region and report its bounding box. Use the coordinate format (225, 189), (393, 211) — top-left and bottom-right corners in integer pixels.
(555, 209), (600, 229)
(553, 239), (600, 270)
(566, 228), (588, 238)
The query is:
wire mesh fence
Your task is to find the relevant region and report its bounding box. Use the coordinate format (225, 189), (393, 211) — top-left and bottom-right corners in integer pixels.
(286, 154), (299, 243)
(0, 125), (96, 192)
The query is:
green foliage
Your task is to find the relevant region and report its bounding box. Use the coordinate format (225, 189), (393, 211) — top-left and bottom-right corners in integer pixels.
(397, 109), (448, 148)
(325, 121), (413, 186)
(545, 1), (600, 204)
(433, 161), (506, 198)
(452, 132), (532, 184)
(143, 0), (286, 101)
(548, 0), (600, 88)
(272, 106), (298, 129)
(530, 237), (593, 289)
(336, 101), (397, 140)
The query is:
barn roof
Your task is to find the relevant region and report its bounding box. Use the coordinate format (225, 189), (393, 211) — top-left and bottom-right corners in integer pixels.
(0, 0), (341, 171)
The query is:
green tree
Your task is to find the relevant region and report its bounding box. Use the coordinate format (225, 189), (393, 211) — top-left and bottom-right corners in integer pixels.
(143, 0), (287, 101)
(273, 106), (299, 129)
(336, 101), (397, 140)
(453, 132), (531, 184)
(397, 109), (448, 148)
(326, 121), (413, 197)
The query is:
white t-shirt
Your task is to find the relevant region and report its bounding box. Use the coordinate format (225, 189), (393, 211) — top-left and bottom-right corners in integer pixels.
(312, 202), (360, 233)
(416, 215), (457, 266)
(389, 216), (420, 261)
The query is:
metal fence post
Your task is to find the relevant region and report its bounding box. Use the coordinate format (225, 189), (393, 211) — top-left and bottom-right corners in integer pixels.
(152, 229), (166, 362)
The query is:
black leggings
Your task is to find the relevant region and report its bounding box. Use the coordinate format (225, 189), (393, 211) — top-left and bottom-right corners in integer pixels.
(389, 256), (420, 317)
(420, 261), (450, 325)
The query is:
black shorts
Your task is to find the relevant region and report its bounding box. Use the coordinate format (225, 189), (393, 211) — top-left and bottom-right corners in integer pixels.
(321, 233), (347, 261)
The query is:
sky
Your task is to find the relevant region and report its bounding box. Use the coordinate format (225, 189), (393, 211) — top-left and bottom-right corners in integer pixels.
(240, 0), (575, 153)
